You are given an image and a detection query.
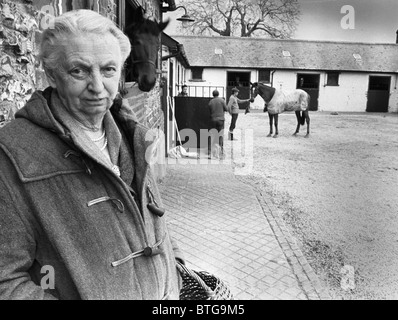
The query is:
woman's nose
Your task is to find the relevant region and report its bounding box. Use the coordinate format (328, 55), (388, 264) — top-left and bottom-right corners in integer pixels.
(87, 72), (105, 93)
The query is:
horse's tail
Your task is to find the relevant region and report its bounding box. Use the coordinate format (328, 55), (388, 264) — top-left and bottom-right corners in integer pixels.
(300, 111), (305, 125)
(299, 93), (310, 125)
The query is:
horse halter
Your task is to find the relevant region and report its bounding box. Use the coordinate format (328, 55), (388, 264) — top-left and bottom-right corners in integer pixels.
(251, 86), (259, 99)
(131, 59), (156, 68)
(130, 42), (158, 69)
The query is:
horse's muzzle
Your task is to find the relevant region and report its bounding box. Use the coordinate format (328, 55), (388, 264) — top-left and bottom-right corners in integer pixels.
(138, 74), (156, 92)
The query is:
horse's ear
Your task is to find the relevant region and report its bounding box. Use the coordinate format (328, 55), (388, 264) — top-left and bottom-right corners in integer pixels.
(158, 18), (170, 32)
(250, 82), (253, 86)
(133, 6), (145, 23)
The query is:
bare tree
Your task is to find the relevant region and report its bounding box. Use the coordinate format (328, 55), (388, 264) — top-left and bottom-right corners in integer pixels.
(175, 0), (301, 38)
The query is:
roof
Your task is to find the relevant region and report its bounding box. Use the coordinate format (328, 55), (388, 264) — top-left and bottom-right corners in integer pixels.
(171, 36), (398, 73)
(161, 33), (190, 68)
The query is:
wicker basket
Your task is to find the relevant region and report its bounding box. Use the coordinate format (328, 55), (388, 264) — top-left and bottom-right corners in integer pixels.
(177, 262), (234, 300)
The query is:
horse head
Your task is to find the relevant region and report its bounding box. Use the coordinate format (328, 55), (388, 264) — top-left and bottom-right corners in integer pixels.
(250, 82), (275, 105)
(250, 82), (259, 99)
(125, 8), (169, 92)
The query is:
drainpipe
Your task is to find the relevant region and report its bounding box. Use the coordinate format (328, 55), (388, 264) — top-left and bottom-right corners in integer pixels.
(271, 70), (276, 87)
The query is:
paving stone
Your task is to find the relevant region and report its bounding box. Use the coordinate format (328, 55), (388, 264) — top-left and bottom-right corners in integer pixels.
(159, 162), (328, 300)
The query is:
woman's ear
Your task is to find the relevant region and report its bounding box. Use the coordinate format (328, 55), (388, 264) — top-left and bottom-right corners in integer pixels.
(45, 69), (57, 88)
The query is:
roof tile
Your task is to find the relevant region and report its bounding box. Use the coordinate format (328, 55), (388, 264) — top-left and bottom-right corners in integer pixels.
(172, 36), (398, 73)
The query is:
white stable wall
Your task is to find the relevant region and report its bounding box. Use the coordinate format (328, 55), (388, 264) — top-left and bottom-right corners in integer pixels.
(183, 67), (398, 112)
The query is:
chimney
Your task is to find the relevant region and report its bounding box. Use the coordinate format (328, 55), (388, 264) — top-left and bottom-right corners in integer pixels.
(396, 30), (398, 44)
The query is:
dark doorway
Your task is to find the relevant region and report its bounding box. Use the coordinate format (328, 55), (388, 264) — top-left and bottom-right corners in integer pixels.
(123, 2), (139, 83)
(226, 71), (251, 109)
(296, 74), (320, 111)
(366, 76), (390, 112)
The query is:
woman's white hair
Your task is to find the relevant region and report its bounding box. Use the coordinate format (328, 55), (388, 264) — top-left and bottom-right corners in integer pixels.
(39, 10), (131, 72)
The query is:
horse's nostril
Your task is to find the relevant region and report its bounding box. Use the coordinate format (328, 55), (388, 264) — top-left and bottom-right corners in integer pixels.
(139, 82), (155, 92)
(138, 76), (156, 92)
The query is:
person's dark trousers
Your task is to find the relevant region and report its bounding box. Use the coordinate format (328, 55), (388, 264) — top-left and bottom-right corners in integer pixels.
(229, 114), (238, 140)
(208, 120), (225, 156)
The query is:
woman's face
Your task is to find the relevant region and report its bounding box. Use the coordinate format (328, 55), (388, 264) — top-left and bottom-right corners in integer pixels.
(47, 33), (123, 125)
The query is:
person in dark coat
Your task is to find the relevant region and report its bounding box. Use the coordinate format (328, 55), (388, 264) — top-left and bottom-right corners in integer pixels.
(177, 85), (188, 96)
(207, 90), (228, 159)
(0, 9), (184, 300)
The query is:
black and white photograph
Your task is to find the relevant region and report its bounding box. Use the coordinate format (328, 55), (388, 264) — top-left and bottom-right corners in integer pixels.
(0, 0), (397, 304)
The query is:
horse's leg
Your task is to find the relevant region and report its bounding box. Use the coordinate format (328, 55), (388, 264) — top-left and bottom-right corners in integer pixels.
(273, 114), (279, 138)
(304, 110), (310, 138)
(267, 113), (273, 137)
(293, 111), (301, 136)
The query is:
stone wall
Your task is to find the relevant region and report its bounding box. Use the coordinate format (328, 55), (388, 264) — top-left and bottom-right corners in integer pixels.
(0, 0), (165, 130)
(0, 0), (42, 126)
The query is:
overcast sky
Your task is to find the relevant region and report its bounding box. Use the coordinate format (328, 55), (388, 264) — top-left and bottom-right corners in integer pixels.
(164, 0), (398, 44)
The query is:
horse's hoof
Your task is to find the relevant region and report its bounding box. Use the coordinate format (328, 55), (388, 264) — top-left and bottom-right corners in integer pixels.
(273, 135), (278, 138)
(267, 134), (272, 137)
(305, 134), (310, 138)
(293, 133), (298, 137)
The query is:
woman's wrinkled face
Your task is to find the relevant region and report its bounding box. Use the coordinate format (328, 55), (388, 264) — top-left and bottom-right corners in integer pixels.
(47, 33), (123, 123)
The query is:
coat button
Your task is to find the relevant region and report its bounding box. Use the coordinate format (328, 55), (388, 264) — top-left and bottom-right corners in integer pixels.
(143, 247), (153, 257)
(147, 203), (165, 217)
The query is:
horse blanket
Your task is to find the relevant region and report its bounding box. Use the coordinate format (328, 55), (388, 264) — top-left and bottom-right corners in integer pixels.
(267, 89), (309, 115)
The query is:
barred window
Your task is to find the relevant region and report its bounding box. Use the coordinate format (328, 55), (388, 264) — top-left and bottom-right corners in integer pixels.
(259, 69), (271, 83)
(191, 67), (203, 80)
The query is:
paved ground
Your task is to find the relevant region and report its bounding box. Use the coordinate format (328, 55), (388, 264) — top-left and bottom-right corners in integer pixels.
(233, 110), (398, 300)
(158, 143), (331, 300)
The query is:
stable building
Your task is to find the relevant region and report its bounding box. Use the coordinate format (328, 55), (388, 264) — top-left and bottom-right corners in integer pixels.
(172, 35), (398, 113)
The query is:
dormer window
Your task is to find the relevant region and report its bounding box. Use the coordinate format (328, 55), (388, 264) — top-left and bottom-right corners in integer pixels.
(282, 50), (291, 57)
(353, 53), (362, 62)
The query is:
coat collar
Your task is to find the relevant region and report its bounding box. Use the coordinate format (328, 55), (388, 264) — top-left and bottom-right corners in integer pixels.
(0, 88), (160, 183)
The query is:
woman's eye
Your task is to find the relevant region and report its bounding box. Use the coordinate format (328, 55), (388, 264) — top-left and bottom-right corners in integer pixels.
(102, 67), (117, 77)
(70, 68), (88, 79)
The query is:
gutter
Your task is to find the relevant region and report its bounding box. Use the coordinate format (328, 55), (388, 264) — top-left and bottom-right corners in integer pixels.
(161, 35), (190, 68)
(162, 44), (189, 66)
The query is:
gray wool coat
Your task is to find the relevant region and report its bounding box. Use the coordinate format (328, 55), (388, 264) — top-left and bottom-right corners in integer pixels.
(0, 88), (183, 300)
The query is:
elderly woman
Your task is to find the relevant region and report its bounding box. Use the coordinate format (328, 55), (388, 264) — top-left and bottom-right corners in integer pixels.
(0, 10), (183, 300)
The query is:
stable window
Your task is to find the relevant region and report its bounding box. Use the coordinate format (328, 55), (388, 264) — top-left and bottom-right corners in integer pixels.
(326, 72), (339, 86)
(191, 67), (203, 81)
(259, 69), (271, 84)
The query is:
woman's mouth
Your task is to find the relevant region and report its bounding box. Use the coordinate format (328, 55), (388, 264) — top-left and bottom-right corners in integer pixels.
(84, 98), (107, 106)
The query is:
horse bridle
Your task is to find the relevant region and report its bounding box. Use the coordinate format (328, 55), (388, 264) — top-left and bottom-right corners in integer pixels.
(250, 85), (258, 100)
(130, 42), (158, 68)
(131, 59), (156, 68)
